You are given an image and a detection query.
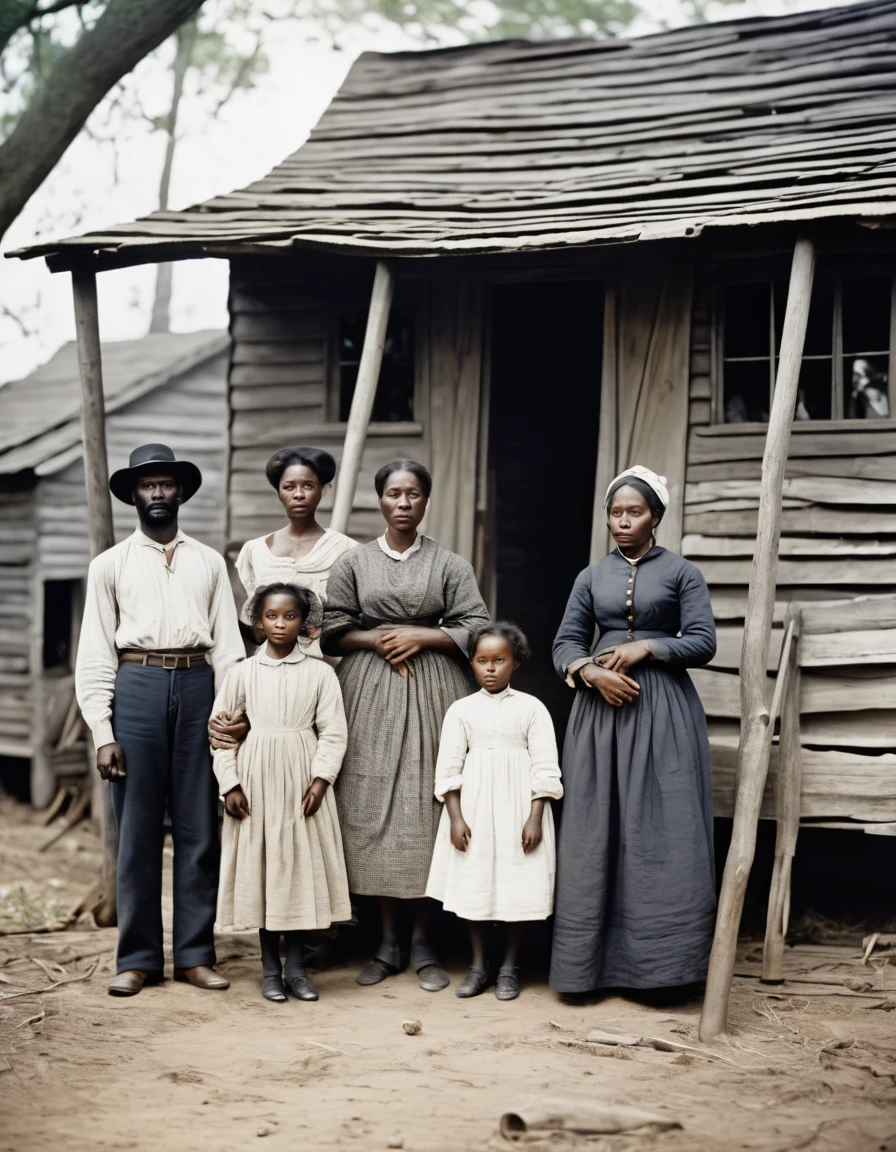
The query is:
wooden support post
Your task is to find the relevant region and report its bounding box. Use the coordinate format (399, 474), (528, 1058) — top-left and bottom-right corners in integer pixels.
(29, 571), (55, 809)
(330, 261), (395, 535)
(762, 606), (803, 983)
(72, 268), (117, 928)
(699, 235), (816, 1042)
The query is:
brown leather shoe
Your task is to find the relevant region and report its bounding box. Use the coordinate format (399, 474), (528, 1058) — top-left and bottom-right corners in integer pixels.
(108, 970), (148, 997)
(173, 965), (229, 990)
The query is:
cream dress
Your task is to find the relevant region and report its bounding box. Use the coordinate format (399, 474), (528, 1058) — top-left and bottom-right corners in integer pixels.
(425, 687), (563, 922)
(211, 644), (351, 932)
(236, 529), (357, 660)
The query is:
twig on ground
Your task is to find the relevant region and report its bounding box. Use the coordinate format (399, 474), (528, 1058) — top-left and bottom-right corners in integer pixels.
(0, 958), (98, 1001)
(861, 933), (880, 965)
(565, 1029), (742, 1066)
(773, 1118), (843, 1151)
(303, 1041), (346, 1056)
(15, 1010), (44, 1029)
(30, 957), (66, 980)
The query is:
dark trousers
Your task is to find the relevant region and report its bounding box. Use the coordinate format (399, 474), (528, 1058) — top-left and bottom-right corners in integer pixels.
(111, 662), (218, 974)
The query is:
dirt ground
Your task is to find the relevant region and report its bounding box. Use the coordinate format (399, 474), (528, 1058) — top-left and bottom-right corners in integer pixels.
(1, 798), (895, 1152)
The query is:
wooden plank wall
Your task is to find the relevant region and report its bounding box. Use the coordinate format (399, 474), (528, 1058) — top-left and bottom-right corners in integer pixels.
(683, 271), (896, 824)
(0, 486), (36, 756)
(227, 257), (429, 568)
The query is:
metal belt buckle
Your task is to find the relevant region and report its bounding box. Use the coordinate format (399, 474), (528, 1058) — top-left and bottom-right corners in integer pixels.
(162, 654), (180, 670)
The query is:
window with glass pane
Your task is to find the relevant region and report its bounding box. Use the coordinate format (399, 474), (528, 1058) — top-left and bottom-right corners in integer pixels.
(338, 311), (415, 422)
(719, 273), (893, 422)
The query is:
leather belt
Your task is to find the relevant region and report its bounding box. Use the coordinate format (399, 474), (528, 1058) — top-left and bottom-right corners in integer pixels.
(119, 649), (209, 670)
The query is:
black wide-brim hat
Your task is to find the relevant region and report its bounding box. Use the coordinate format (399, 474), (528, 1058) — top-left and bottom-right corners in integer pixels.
(109, 443), (202, 505)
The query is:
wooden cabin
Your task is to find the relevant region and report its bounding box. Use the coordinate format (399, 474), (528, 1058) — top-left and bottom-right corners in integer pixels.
(10, 0), (896, 836)
(0, 331), (229, 806)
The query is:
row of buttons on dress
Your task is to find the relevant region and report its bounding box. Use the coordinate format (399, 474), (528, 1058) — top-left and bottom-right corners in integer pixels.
(626, 567), (636, 642)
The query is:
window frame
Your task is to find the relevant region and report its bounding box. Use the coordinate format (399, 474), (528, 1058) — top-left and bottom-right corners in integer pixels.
(327, 293), (425, 427)
(710, 260), (896, 427)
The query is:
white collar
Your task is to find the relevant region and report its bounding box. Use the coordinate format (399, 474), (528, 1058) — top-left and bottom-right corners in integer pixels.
(133, 527), (187, 551)
(255, 642), (306, 667)
(615, 541), (656, 567)
(479, 685), (515, 701)
(377, 533), (423, 562)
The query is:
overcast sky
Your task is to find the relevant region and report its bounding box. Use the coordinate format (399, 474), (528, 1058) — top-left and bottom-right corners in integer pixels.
(0, 0), (848, 385)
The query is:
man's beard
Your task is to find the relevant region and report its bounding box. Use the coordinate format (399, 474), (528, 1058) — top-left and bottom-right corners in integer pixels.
(135, 498), (178, 528)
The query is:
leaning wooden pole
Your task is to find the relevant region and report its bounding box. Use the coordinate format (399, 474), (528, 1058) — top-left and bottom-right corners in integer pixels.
(699, 235), (816, 1041)
(330, 261), (395, 535)
(72, 268), (118, 928)
(762, 605), (803, 983)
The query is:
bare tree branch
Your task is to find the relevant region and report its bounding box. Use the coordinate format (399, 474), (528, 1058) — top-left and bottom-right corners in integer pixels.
(31, 0), (90, 21)
(0, 301), (35, 338)
(0, 0), (206, 241)
(0, 0), (86, 55)
(213, 28), (263, 117)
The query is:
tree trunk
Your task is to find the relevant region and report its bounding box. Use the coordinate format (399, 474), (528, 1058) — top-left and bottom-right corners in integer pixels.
(698, 236), (816, 1042)
(149, 16), (197, 334)
(0, 0), (206, 242)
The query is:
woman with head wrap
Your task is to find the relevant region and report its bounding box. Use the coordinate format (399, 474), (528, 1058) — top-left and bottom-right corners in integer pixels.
(550, 465), (717, 994)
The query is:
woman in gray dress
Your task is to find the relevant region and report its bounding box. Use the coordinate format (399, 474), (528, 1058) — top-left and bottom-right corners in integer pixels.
(321, 460), (489, 991)
(550, 465), (717, 994)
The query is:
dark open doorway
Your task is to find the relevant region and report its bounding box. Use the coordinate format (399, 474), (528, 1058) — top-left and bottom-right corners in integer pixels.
(488, 280), (603, 738)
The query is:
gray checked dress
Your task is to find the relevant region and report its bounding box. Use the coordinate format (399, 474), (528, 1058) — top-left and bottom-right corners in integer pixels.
(320, 536), (489, 899)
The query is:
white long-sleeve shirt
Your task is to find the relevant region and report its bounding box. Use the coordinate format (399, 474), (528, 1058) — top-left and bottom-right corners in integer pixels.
(75, 528), (244, 750)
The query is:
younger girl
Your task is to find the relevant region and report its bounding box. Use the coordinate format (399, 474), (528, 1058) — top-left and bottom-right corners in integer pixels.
(211, 582), (351, 1002)
(426, 622), (563, 1000)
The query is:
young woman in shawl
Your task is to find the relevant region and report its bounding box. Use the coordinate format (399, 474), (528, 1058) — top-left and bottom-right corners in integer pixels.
(320, 460), (490, 993)
(550, 465), (717, 995)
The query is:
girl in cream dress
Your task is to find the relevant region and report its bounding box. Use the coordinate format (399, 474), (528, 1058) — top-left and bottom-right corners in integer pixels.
(213, 582), (351, 1003)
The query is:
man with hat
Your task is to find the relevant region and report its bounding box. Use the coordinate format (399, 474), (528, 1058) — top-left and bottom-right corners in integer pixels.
(76, 444), (244, 996)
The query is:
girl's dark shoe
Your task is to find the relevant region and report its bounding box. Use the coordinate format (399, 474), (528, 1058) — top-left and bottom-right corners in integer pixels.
(286, 973), (319, 1001)
(411, 944), (449, 992)
(495, 967), (520, 1001)
(262, 974), (288, 1002)
(455, 966), (489, 999)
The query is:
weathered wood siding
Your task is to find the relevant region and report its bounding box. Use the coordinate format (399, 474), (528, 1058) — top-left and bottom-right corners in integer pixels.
(684, 269), (896, 823)
(227, 257), (428, 562)
(0, 486), (36, 756)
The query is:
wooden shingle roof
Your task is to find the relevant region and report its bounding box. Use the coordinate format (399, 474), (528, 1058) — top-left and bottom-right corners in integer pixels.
(0, 331), (228, 475)
(11, 0), (896, 266)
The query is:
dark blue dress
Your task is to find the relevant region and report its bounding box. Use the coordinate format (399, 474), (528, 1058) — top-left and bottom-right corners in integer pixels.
(550, 546), (717, 992)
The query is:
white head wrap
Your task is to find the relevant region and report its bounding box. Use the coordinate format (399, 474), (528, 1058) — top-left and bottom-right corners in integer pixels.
(604, 465), (669, 511)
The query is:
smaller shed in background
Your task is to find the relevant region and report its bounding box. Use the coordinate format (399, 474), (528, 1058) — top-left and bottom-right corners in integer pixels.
(0, 330), (229, 807)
